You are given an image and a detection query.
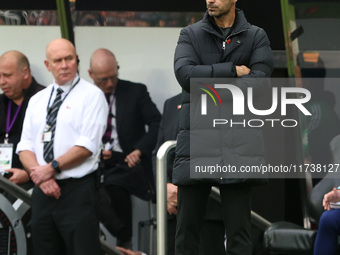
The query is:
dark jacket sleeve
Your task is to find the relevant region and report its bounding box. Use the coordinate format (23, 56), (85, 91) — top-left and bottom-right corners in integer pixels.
(154, 101), (167, 156)
(174, 27), (236, 93)
(153, 99), (169, 182)
(235, 27), (274, 98)
(135, 85), (162, 156)
(248, 27), (273, 78)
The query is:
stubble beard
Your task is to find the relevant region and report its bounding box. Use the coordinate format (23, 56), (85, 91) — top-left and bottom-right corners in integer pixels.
(209, 9), (230, 19)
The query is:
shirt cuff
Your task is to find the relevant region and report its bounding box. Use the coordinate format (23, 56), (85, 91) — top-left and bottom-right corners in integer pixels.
(75, 136), (98, 155)
(15, 141), (34, 155)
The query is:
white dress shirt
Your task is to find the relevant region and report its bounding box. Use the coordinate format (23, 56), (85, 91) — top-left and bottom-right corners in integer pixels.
(17, 75), (108, 179)
(105, 93), (123, 152)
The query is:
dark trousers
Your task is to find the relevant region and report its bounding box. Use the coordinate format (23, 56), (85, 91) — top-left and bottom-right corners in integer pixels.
(175, 184), (252, 255)
(168, 209), (225, 255)
(199, 220), (226, 255)
(101, 151), (148, 247)
(104, 184), (133, 244)
(31, 174), (100, 255)
(168, 216), (177, 255)
(98, 187), (131, 242)
(102, 151), (133, 244)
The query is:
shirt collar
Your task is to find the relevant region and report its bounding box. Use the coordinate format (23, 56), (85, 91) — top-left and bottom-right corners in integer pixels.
(53, 74), (80, 95)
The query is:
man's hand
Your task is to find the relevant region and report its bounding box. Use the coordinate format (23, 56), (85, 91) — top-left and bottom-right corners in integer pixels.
(7, 168), (30, 184)
(125, 149), (142, 168)
(167, 183), (178, 215)
(323, 188), (340, 210)
(39, 178), (61, 199)
(30, 164), (55, 185)
(116, 246), (142, 255)
(102, 150), (112, 160)
(236, 65), (251, 77)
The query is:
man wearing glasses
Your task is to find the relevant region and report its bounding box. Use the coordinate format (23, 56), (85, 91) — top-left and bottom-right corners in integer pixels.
(88, 48), (161, 249)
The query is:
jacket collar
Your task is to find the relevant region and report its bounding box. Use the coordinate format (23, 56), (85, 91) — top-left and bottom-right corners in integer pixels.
(23, 77), (38, 98)
(201, 8), (251, 39)
(113, 79), (122, 96)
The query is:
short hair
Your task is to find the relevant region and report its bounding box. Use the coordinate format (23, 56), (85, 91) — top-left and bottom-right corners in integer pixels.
(17, 53), (31, 72)
(1, 50), (31, 72)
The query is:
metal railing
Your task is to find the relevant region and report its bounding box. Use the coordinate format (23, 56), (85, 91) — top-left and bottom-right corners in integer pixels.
(156, 141), (272, 255)
(156, 140), (177, 255)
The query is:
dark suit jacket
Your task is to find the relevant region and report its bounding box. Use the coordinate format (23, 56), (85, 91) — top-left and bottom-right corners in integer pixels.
(154, 93), (182, 183)
(104, 79), (161, 200)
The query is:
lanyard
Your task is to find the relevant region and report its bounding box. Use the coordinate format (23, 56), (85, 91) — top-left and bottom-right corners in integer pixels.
(46, 77), (80, 116)
(5, 100), (23, 144)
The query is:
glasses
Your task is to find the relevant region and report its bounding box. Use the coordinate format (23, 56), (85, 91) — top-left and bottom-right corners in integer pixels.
(92, 65), (119, 85)
(95, 74), (118, 84)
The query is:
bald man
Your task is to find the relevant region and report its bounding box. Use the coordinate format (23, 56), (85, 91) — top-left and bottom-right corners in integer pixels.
(89, 48), (161, 248)
(17, 39), (108, 255)
(0, 50), (44, 188)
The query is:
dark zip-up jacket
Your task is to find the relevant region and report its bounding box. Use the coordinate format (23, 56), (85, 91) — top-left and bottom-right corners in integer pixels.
(173, 9), (273, 186)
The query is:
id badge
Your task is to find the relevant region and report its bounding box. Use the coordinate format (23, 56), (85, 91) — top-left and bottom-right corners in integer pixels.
(42, 131), (52, 143)
(0, 143), (13, 171)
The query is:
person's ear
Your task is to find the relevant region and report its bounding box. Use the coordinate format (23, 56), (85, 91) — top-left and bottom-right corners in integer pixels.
(22, 67), (30, 79)
(88, 69), (94, 80)
(44, 60), (51, 71)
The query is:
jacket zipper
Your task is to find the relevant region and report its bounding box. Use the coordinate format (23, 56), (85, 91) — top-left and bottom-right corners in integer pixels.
(221, 28), (249, 51)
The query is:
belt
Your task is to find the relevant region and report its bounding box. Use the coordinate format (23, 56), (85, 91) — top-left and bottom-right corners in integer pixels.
(56, 171), (96, 186)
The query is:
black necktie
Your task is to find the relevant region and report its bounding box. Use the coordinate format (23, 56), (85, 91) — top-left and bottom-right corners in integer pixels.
(43, 88), (63, 163)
